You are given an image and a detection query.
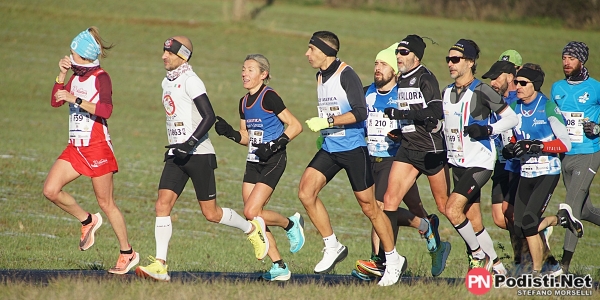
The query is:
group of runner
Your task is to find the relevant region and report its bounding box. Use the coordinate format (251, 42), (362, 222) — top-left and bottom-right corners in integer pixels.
(45, 27), (599, 286)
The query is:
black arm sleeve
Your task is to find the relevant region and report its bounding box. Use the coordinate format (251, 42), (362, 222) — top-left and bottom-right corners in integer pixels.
(411, 73), (443, 121)
(190, 93), (216, 141)
(341, 68), (367, 122)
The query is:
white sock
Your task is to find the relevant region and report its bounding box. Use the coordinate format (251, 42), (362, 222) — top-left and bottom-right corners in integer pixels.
(219, 208), (252, 233)
(455, 219), (480, 253)
(385, 248), (400, 263)
(493, 261), (505, 272)
(323, 233), (339, 248)
(155, 216), (172, 262)
(476, 228), (498, 261)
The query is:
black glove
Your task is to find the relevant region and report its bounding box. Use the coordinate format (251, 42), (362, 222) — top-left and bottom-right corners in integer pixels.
(254, 133), (290, 161)
(387, 129), (403, 143)
(502, 143), (516, 159)
(528, 140), (544, 154)
(424, 117), (439, 133)
(584, 121), (600, 137)
(165, 137), (196, 160)
(465, 124), (492, 139)
(384, 107), (413, 120)
(513, 139), (532, 158)
(215, 116), (241, 143)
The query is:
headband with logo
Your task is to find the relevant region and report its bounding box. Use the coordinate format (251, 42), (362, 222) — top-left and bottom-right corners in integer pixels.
(164, 38), (192, 61)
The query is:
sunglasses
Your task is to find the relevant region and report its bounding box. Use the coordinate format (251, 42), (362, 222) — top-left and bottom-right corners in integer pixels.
(514, 80), (534, 86)
(395, 48), (411, 56)
(446, 56), (465, 64)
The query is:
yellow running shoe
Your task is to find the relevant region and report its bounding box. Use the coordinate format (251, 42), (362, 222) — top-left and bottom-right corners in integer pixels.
(248, 217), (269, 260)
(135, 256), (170, 281)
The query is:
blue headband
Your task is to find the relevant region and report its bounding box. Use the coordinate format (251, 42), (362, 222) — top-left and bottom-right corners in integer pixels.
(71, 29), (101, 61)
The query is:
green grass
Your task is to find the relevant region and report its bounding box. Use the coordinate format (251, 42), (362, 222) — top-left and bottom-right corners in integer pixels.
(1, 0), (600, 298)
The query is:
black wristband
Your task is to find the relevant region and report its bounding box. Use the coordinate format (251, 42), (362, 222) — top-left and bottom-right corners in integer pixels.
(76, 97), (83, 105)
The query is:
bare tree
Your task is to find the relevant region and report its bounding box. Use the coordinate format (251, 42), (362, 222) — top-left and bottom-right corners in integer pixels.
(232, 0), (274, 21)
(232, 0), (246, 21)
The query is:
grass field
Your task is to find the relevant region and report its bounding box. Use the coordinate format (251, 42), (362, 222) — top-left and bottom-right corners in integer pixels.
(1, 0), (600, 298)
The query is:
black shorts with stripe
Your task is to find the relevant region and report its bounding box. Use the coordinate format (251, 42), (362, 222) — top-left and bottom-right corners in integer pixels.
(159, 154), (217, 201)
(243, 151), (287, 189)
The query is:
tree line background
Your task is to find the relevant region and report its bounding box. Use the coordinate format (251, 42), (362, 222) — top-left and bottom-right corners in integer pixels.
(233, 0), (600, 30)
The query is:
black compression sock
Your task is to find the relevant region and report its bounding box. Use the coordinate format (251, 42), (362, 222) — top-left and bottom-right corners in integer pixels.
(284, 219), (294, 231)
(120, 248), (133, 255)
(273, 259), (286, 269)
(81, 213), (92, 226)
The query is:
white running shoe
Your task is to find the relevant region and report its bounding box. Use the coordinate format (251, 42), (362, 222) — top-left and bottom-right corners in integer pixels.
(377, 254), (407, 287)
(314, 243), (348, 274)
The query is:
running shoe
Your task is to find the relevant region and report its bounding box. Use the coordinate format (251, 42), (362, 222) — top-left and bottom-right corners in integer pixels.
(541, 225), (553, 250)
(262, 262), (291, 281)
(542, 261), (563, 276)
(470, 253), (493, 272)
(356, 254), (384, 277)
(421, 214), (440, 252)
(314, 243), (348, 274)
(493, 263), (508, 287)
(557, 203), (584, 238)
(351, 269), (377, 281)
(108, 251), (140, 274)
(430, 241), (451, 276)
(135, 256), (170, 281)
(80, 213), (102, 251)
(248, 217), (269, 260)
(286, 212), (305, 253)
(377, 254), (407, 287)
(466, 252), (474, 271)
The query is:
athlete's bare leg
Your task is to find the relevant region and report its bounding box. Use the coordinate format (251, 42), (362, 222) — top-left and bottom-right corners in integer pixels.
(92, 172), (130, 250)
(43, 159), (88, 221)
(298, 167), (332, 237)
(383, 161), (419, 210)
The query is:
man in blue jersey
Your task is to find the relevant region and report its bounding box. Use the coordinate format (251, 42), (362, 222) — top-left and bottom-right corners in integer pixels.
(551, 41), (600, 274)
(352, 44), (450, 280)
(299, 31), (405, 286)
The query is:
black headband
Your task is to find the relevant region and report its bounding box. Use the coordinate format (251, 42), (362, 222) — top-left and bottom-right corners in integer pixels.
(164, 38), (192, 61)
(309, 36), (337, 57)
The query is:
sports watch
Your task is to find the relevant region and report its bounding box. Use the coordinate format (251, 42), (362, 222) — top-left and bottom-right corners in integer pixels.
(327, 116), (335, 127)
(75, 97), (83, 105)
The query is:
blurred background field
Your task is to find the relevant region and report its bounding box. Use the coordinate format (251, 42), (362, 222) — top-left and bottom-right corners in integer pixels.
(1, 1), (599, 298)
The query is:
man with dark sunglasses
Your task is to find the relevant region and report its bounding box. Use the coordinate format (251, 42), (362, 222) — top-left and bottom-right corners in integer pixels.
(551, 41), (600, 274)
(441, 39), (518, 276)
(381, 34), (452, 277)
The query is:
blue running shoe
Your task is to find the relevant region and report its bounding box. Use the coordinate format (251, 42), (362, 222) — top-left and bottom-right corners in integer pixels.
(431, 241), (451, 276)
(351, 269), (377, 281)
(421, 214), (440, 252)
(262, 263), (291, 281)
(286, 212), (305, 253)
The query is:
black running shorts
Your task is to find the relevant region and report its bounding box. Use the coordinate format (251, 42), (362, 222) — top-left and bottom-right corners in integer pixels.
(394, 145), (446, 176)
(451, 166), (493, 204)
(243, 151), (286, 189)
(159, 154), (217, 201)
(308, 146), (374, 192)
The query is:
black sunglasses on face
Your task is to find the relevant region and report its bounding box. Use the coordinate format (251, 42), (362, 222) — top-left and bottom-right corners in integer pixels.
(446, 56), (465, 64)
(395, 48), (411, 56)
(514, 80), (533, 86)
